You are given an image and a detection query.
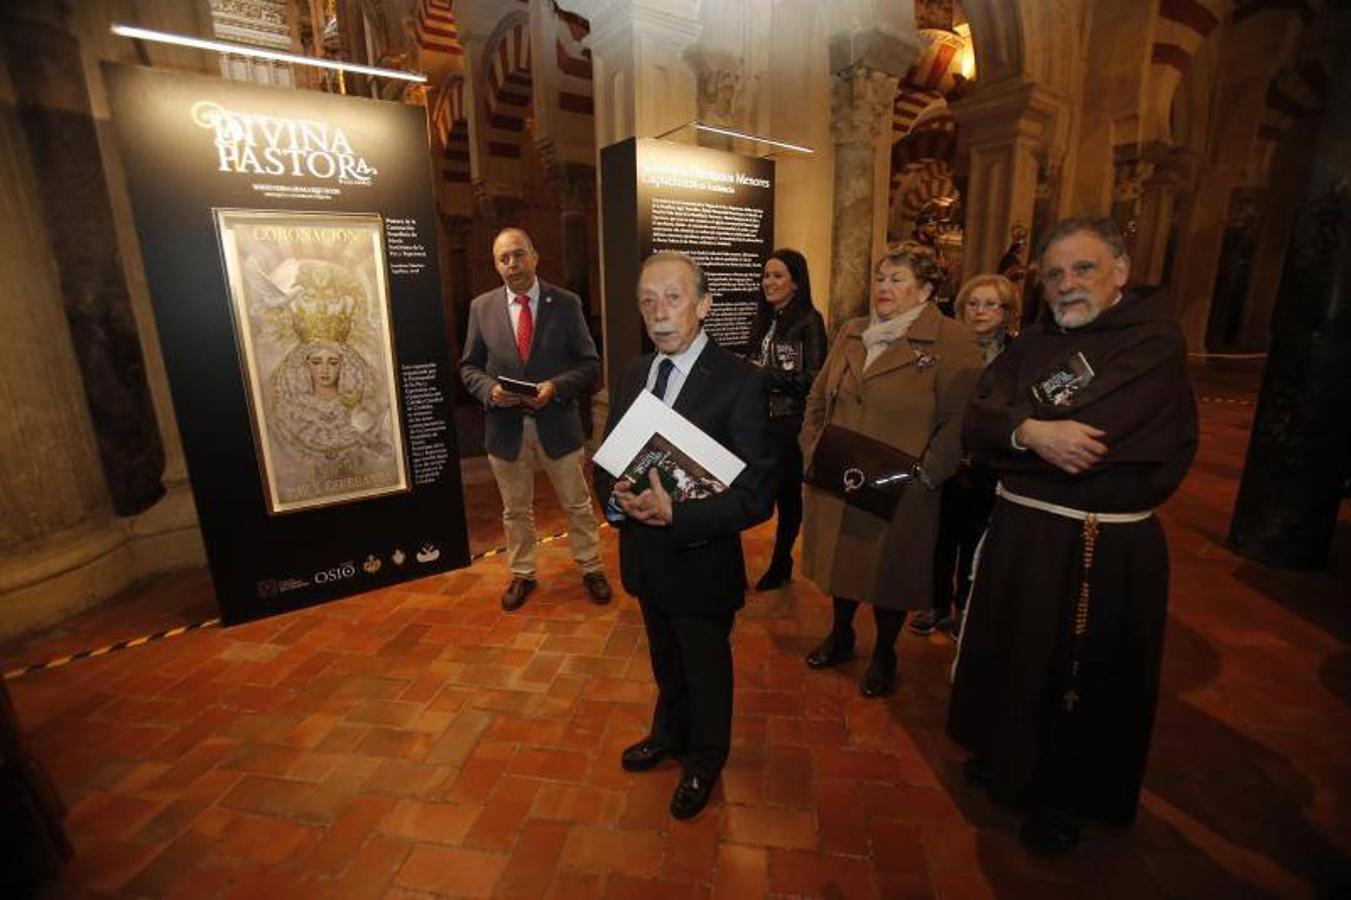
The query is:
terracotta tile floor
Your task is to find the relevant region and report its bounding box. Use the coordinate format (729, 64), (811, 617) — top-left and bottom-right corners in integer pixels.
(5, 362), (1349, 898)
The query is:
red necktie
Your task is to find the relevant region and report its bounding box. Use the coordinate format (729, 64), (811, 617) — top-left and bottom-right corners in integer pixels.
(514, 295), (533, 361)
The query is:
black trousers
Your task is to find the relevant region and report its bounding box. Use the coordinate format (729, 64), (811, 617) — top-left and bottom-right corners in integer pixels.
(767, 415), (805, 566)
(638, 599), (736, 779)
(932, 470), (997, 613)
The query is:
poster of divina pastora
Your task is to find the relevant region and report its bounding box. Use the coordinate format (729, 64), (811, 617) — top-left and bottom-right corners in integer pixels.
(104, 62), (469, 625)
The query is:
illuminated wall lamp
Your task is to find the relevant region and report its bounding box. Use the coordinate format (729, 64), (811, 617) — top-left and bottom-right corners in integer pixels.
(110, 24), (428, 83)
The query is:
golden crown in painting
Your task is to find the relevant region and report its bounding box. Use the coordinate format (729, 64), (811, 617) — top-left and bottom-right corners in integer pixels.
(289, 262), (361, 343)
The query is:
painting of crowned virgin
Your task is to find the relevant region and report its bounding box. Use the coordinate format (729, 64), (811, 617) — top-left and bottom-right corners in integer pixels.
(215, 209), (409, 514)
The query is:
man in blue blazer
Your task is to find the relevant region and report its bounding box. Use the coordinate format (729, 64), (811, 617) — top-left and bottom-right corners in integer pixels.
(595, 251), (774, 819)
(460, 228), (611, 610)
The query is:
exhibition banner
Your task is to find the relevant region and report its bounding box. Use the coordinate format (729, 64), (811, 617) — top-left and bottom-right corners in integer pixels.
(600, 138), (774, 390)
(104, 63), (469, 625)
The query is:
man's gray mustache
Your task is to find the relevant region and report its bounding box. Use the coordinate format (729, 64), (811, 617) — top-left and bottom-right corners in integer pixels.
(1055, 292), (1092, 306)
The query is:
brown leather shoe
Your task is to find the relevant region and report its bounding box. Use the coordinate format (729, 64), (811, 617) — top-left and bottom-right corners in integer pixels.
(501, 577), (536, 612)
(582, 571), (612, 604)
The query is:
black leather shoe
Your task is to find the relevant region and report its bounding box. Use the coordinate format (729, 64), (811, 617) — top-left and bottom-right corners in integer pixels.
(620, 737), (674, 772)
(754, 562), (792, 591)
(1019, 808), (1081, 855)
(860, 656), (897, 698)
(501, 577), (536, 612)
(670, 770), (716, 820)
(582, 571), (612, 604)
(805, 632), (855, 669)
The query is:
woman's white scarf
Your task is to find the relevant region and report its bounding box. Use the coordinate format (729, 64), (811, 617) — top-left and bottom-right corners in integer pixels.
(862, 302), (928, 369)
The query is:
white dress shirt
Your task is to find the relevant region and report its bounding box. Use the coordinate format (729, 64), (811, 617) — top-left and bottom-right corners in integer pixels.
(505, 279), (541, 341)
(645, 330), (708, 406)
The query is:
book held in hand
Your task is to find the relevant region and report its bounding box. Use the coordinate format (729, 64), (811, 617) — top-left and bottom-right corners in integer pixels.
(497, 376), (540, 397)
(623, 432), (726, 501)
(594, 390), (745, 502)
(1032, 351), (1095, 407)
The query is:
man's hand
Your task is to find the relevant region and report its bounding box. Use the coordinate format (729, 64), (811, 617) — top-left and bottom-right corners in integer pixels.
(1015, 419), (1107, 475)
(522, 379), (556, 411)
(490, 383), (523, 407)
(612, 469), (674, 526)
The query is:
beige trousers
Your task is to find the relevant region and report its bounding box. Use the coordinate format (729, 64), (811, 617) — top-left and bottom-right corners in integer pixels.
(487, 418), (603, 578)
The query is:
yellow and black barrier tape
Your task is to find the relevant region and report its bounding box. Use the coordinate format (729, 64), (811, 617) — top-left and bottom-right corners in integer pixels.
(3, 526), (592, 681)
(3, 617), (222, 681)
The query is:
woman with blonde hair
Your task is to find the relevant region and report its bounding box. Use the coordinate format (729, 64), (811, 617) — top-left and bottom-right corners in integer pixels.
(910, 273), (1022, 637)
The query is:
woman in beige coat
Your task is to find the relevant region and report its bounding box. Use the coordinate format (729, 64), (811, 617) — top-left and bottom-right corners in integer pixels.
(799, 242), (981, 697)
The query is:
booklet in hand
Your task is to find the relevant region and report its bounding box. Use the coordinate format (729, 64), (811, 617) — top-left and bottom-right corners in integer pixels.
(1031, 351), (1095, 407)
(498, 376), (540, 397)
(594, 391), (745, 502)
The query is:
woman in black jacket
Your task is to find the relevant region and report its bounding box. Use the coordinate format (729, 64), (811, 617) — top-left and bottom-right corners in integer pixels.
(748, 248), (827, 590)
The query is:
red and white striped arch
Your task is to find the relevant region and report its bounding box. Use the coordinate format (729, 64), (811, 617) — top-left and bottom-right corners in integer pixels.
(432, 78), (470, 183)
(889, 113), (957, 217)
(893, 165), (957, 240)
(555, 6), (593, 116)
(484, 23), (532, 159)
(414, 0), (462, 57)
(892, 28), (966, 142)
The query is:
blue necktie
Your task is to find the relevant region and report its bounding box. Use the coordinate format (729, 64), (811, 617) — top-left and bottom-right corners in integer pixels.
(653, 358), (675, 402)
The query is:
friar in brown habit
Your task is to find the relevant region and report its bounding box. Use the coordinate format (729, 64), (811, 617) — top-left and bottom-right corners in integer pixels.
(947, 215), (1198, 854)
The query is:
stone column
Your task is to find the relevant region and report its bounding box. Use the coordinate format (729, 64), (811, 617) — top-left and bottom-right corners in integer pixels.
(1204, 187), (1265, 350)
(1228, 39), (1351, 570)
(0, 50), (129, 638)
(1133, 145), (1195, 286)
(556, 166), (596, 309)
(557, 0), (702, 397)
(827, 63), (898, 326)
(825, 24), (918, 328)
(0, 7), (165, 515)
(951, 78), (1066, 281)
(686, 47), (744, 152)
(1109, 152), (1151, 252)
(571, 0), (701, 147)
(546, 159), (599, 438)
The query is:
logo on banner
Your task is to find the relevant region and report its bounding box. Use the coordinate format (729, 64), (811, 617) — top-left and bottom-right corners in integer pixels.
(190, 101), (378, 185)
(314, 562), (357, 584)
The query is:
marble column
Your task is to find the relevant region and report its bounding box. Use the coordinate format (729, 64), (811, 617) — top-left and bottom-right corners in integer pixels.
(827, 62), (898, 327)
(1229, 42), (1351, 570)
(0, 8), (165, 515)
(951, 78), (1066, 281)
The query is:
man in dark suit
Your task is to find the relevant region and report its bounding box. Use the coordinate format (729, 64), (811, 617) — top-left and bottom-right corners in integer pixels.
(595, 251), (774, 819)
(460, 228), (611, 611)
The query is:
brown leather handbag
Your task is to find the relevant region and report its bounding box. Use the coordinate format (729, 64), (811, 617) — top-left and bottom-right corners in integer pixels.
(804, 423), (919, 520)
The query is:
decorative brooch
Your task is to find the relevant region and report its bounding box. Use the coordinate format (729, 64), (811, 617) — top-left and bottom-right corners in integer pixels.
(915, 352), (938, 370)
